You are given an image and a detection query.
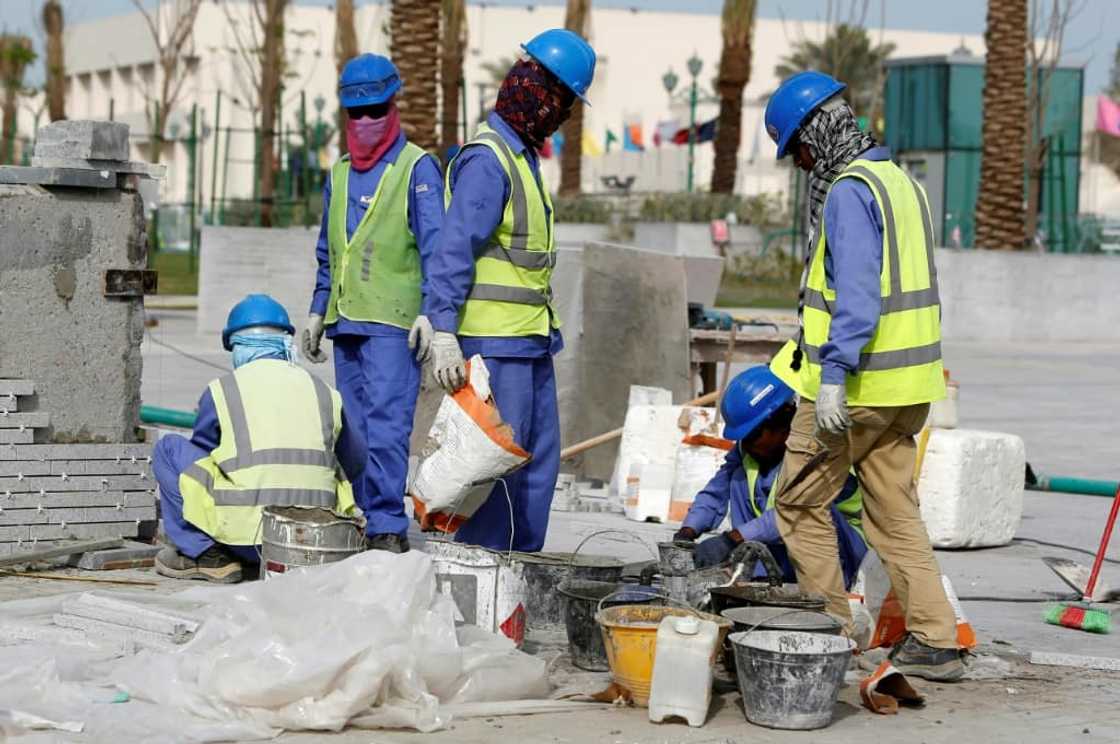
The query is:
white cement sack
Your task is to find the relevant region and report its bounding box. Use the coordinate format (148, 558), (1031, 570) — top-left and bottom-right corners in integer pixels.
(917, 428), (1026, 548)
(625, 461), (675, 522)
(669, 408), (730, 524)
(605, 386), (674, 510)
(610, 404), (691, 504)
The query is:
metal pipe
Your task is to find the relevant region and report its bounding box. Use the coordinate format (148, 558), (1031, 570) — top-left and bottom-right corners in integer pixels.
(140, 405), (197, 429)
(209, 91), (221, 224)
(1028, 474), (1119, 498)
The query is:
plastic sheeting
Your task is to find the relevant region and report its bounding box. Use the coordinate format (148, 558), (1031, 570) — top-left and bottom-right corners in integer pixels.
(0, 550), (551, 741)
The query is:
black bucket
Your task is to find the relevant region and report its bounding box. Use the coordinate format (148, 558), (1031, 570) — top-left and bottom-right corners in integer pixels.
(708, 583), (827, 616)
(558, 580), (661, 671)
(721, 607), (842, 635)
(515, 551), (625, 631)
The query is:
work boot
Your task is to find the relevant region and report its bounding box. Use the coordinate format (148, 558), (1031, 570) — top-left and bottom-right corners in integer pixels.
(154, 545), (243, 584)
(888, 633), (964, 682)
(366, 533), (410, 554)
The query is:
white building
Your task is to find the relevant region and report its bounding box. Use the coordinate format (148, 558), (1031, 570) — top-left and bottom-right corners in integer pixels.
(53, 1), (986, 208)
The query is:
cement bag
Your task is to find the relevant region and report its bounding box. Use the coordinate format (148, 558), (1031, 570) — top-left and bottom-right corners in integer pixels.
(669, 408), (732, 523)
(411, 357), (531, 533)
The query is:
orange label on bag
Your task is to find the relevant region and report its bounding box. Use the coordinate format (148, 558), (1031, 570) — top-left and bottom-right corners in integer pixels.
(871, 589), (977, 650)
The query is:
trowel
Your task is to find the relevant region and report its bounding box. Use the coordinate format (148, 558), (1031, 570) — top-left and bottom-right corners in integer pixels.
(1042, 556), (1118, 602)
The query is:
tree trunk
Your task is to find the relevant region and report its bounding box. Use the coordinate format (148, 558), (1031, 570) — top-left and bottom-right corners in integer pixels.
(391, 0), (440, 152)
(0, 35), (33, 165)
(710, 0), (756, 194)
(439, 0), (466, 165)
(43, 0), (66, 122)
(335, 0), (358, 156)
(258, 0), (288, 227)
(558, 0), (590, 196)
(974, 0), (1027, 250)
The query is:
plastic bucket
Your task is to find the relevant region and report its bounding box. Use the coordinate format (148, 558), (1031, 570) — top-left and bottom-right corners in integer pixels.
(730, 629), (855, 730)
(260, 505), (364, 581)
(596, 604), (732, 706)
(558, 580), (660, 671)
(516, 551), (625, 630)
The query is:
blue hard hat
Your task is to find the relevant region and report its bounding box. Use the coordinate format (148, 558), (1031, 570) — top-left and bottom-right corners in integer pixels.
(521, 29), (597, 104)
(222, 294), (295, 351)
(339, 53), (401, 109)
(764, 70), (846, 159)
(720, 366), (796, 442)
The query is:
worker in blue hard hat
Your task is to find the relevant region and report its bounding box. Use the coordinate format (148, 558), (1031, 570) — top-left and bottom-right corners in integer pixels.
(672, 366), (867, 583)
(420, 29), (596, 552)
(301, 53), (445, 554)
(764, 71), (960, 681)
(152, 295), (365, 583)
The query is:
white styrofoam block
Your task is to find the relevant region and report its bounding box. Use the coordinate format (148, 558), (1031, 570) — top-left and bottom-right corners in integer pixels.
(917, 428), (1026, 548)
(609, 404), (685, 503)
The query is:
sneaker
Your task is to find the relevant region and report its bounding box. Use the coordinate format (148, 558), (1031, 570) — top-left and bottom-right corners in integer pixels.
(888, 634), (964, 682)
(155, 545), (243, 584)
(366, 533), (410, 554)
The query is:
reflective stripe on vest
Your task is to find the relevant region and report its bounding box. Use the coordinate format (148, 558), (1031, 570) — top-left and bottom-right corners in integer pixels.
(796, 158), (946, 407)
(742, 448), (864, 540)
(323, 144), (426, 330)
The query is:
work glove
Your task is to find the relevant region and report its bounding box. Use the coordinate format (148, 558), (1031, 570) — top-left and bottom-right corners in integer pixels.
(693, 532), (737, 569)
(815, 383), (852, 435)
(431, 331), (466, 393)
(301, 314), (327, 364)
(672, 526), (698, 543)
(408, 315), (435, 363)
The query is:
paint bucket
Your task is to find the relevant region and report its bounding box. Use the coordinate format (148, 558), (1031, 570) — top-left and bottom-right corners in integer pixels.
(514, 551), (625, 631)
(427, 539), (528, 647)
(657, 541), (696, 576)
(260, 505), (364, 581)
(708, 583), (827, 616)
(730, 630), (855, 730)
(558, 580), (661, 671)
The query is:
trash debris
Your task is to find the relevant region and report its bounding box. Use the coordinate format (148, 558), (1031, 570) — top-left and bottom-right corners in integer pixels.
(860, 660), (926, 714)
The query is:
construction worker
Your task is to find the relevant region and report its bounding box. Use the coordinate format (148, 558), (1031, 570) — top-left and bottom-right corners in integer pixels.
(419, 29), (596, 552)
(301, 54), (444, 553)
(673, 366), (867, 583)
(152, 295), (364, 583)
(764, 71), (961, 681)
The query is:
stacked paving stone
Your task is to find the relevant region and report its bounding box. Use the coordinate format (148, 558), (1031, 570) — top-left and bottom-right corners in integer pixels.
(0, 380), (155, 555)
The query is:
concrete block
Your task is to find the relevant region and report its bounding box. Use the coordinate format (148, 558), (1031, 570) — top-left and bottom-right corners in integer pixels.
(29, 520), (142, 541)
(0, 444), (152, 461)
(0, 431), (34, 444)
(1029, 651), (1120, 672)
(0, 461), (52, 477)
(0, 524), (29, 541)
(0, 412), (49, 428)
(0, 506), (155, 526)
(0, 474), (152, 493)
(71, 539), (161, 570)
(33, 120), (130, 161)
(917, 428), (1026, 548)
(0, 398), (16, 412)
(49, 459), (153, 476)
(52, 613), (178, 651)
(1, 491), (155, 509)
(30, 156), (166, 180)
(0, 380), (33, 396)
(0, 166), (117, 189)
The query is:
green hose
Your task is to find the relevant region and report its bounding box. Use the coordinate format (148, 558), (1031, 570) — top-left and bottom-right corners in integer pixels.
(140, 405), (197, 429)
(1028, 474), (1119, 498)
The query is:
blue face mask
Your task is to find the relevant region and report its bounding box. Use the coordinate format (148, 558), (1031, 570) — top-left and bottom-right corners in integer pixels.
(230, 331), (294, 369)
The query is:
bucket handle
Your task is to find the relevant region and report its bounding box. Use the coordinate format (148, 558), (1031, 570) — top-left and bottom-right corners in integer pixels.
(734, 608), (841, 637)
(595, 587), (697, 615)
(568, 529), (657, 576)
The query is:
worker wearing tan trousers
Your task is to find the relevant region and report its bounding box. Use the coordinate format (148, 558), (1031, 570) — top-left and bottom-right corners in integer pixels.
(763, 71), (963, 682)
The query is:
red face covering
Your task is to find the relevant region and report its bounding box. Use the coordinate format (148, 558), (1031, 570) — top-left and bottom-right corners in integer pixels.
(346, 103), (401, 171)
(493, 59), (573, 151)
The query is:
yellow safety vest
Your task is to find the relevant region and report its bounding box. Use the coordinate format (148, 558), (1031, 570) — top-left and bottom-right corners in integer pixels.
(786, 158), (946, 407)
(445, 122), (559, 337)
(180, 359), (357, 545)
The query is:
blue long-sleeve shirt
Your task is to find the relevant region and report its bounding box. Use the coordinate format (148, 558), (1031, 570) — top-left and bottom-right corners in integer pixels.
(191, 375), (365, 483)
(310, 131), (445, 338)
(431, 112), (563, 359)
(819, 146), (890, 386)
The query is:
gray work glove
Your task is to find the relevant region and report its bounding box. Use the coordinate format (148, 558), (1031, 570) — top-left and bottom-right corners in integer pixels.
(431, 331), (466, 393)
(301, 313), (327, 364)
(815, 383), (852, 435)
(408, 315), (435, 363)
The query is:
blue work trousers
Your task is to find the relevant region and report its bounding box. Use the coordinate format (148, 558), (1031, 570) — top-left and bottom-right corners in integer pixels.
(332, 333), (420, 537)
(152, 434), (259, 562)
(454, 356), (560, 552)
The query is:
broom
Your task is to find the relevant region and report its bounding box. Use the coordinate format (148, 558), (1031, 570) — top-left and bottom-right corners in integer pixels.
(1043, 482), (1119, 634)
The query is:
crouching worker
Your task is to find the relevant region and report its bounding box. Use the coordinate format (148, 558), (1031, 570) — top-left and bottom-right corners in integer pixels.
(153, 295), (365, 583)
(673, 366), (867, 585)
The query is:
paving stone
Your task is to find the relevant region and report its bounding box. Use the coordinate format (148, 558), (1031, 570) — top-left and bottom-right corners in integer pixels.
(0, 412), (49, 428)
(0, 399), (16, 412)
(50, 460), (153, 476)
(33, 120), (130, 161)
(0, 491), (154, 509)
(0, 165), (117, 189)
(0, 506), (155, 526)
(0, 474), (151, 493)
(29, 521), (142, 541)
(0, 444), (152, 461)
(0, 430), (34, 444)
(0, 380), (34, 397)
(0, 461), (51, 477)
(30, 156), (165, 179)
(71, 540), (162, 570)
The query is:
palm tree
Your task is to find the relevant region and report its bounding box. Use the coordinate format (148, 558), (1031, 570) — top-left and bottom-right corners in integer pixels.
(391, 0), (440, 152)
(710, 0), (757, 193)
(42, 1), (65, 122)
(974, 0), (1027, 249)
(439, 0), (467, 163)
(558, 0), (590, 196)
(0, 35), (35, 165)
(334, 0), (358, 156)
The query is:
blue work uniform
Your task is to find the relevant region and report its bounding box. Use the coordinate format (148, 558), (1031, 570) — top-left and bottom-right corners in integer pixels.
(682, 445), (867, 587)
(152, 357), (366, 561)
(428, 112), (562, 552)
(309, 132), (444, 537)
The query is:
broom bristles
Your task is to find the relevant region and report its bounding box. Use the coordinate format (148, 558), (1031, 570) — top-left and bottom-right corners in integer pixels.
(1044, 603), (1112, 634)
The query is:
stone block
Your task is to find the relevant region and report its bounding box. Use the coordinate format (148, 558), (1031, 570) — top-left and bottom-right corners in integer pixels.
(30, 156), (166, 180)
(0, 444), (151, 461)
(0, 412), (49, 428)
(917, 428), (1026, 548)
(0, 506), (155, 527)
(0, 430), (34, 444)
(0, 399), (16, 412)
(70, 539), (161, 570)
(0, 380), (33, 396)
(0, 491), (154, 509)
(29, 520), (142, 541)
(0, 474), (152, 493)
(34, 120), (130, 161)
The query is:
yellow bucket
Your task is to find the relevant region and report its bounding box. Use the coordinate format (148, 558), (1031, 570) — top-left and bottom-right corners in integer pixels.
(595, 604), (732, 706)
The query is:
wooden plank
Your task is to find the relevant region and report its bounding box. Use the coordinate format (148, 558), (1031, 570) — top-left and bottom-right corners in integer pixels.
(0, 380), (34, 397)
(0, 474), (152, 494)
(29, 521), (141, 541)
(0, 506), (156, 527)
(0, 431), (34, 445)
(0, 491), (155, 509)
(0, 443), (151, 461)
(0, 413), (49, 428)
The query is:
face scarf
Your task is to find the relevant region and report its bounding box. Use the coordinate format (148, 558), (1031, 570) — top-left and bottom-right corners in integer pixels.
(346, 103), (401, 171)
(230, 331), (295, 369)
(493, 59), (572, 151)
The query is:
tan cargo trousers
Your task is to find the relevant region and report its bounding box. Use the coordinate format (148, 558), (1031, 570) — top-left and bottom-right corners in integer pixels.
(773, 397), (957, 648)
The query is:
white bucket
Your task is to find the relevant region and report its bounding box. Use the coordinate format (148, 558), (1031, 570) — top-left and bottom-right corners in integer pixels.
(426, 539), (528, 646)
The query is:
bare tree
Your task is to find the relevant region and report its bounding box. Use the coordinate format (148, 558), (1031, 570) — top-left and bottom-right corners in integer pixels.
(335, 0), (358, 156)
(42, 0), (65, 122)
(0, 35), (35, 165)
(390, 0), (440, 152)
(558, 0), (590, 196)
(131, 0), (204, 164)
(439, 0), (467, 164)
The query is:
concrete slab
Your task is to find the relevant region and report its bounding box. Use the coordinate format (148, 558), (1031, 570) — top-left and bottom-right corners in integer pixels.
(70, 539), (161, 570)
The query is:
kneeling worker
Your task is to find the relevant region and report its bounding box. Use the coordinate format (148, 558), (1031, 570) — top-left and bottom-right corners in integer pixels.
(673, 366), (867, 585)
(153, 295), (364, 583)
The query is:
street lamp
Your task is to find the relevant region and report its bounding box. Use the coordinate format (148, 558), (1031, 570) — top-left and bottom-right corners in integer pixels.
(685, 53), (702, 193)
(661, 69), (679, 96)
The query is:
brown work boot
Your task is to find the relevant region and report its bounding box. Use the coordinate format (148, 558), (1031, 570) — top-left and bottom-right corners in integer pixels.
(155, 545), (242, 584)
(888, 633), (964, 682)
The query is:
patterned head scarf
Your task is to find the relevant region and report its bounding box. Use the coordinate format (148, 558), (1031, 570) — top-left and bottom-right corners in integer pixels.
(494, 58), (573, 151)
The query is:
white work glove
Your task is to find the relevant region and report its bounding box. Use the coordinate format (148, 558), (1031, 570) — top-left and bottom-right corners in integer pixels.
(431, 331), (466, 393)
(815, 383), (852, 435)
(301, 314), (327, 364)
(408, 315), (435, 363)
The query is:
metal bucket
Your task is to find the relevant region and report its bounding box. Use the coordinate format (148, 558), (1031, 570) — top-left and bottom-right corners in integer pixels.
(260, 505), (364, 581)
(514, 551), (625, 631)
(558, 580), (661, 671)
(708, 583), (827, 616)
(722, 606), (842, 635)
(657, 541), (696, 576)
(427, 539), (529, 647)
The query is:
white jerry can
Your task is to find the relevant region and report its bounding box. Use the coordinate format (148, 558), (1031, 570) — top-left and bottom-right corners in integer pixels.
(648, 615), (719, 727)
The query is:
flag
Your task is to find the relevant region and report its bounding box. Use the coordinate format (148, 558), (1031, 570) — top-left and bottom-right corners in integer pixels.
(581, 131), (603, 157)
(605, 128), (619, 152)
(623, 121), (645, 151)
(1096, 96), (1120, 137)
(548, 131), (564, 158)
(671, 117), (717, 145)
(654, 119), (680, 147)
